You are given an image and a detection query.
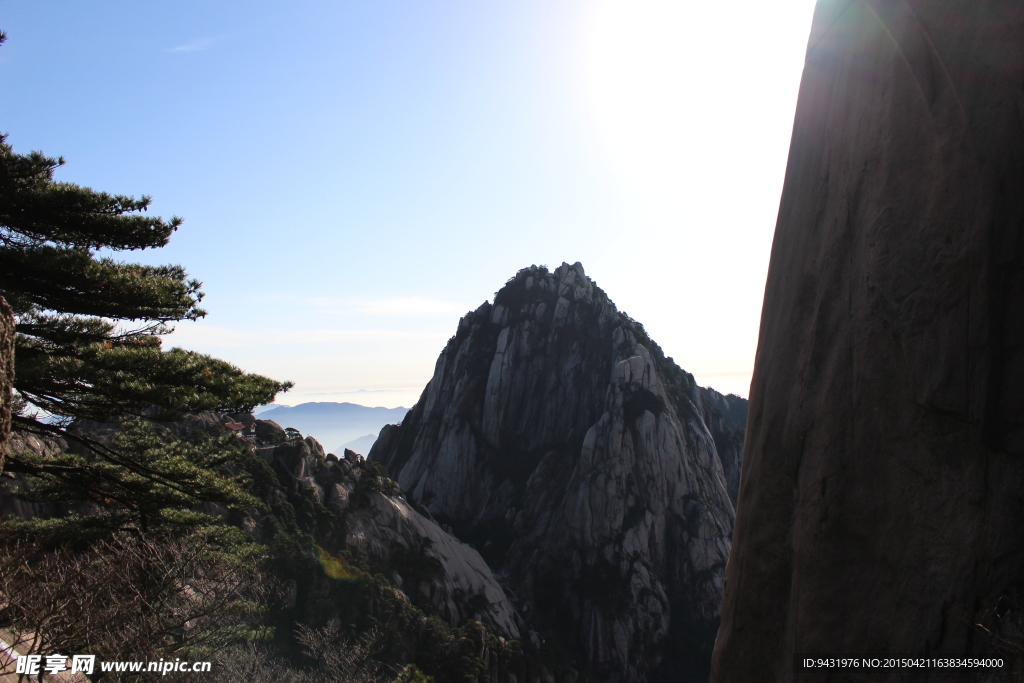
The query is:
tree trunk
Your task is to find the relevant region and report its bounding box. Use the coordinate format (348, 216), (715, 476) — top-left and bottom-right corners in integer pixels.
(0, 295), (13, 472)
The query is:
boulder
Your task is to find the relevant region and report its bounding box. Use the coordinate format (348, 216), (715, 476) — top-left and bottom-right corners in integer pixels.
(255, 419), (286, 444)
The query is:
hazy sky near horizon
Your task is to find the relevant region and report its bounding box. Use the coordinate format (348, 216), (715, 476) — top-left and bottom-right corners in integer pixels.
(1, 1), (817, 408)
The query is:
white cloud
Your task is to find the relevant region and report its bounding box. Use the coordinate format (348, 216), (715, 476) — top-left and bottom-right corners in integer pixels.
(692, 370), (753, 378)
(691, 372), (753, 398)
(305, 389), (416, 396)
(165, 37), (215, 53)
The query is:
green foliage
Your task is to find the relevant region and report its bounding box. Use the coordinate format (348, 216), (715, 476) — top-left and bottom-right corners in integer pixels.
(232, 453), (547, 682)
(493, 278), (549, 310)
(3, 418), (261, 542)
(15, 321), (288, 424)
(0, 129), (290, 463)
(0, 105), (291, 559)
(415, 618), (488, 682)
(0, 38), (280, 683)
(396, 664), (435, 683)
(351, 459), (402, 506)
(0, 79), (298, 671)
(414, 618), (540, 683)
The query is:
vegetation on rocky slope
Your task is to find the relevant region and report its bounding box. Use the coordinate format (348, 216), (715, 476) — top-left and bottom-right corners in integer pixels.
(1, 417), (564, 682)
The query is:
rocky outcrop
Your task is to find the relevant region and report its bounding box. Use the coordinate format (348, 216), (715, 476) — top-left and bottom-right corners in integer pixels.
(372, 262), (745, 682)
(0, 411), (521, 640)
(248, 429), (521, 638)
(343, 471), (520, 637)
(712, 1), (1024, 680)
(0, 296), (13, 472)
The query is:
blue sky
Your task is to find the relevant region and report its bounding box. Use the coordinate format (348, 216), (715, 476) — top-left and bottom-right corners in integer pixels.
(1, 1), (817, 406)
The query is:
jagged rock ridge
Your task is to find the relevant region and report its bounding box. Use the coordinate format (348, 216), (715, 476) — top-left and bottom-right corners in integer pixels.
(371, 262), (746, 682)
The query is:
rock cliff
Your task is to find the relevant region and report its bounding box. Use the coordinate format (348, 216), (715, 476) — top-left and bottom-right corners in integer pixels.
(372, 262), (745, 682)
(712, 1), (1024, 680)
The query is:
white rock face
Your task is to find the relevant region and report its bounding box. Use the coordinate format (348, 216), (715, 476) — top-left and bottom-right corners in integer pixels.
(372, 263), (746, 683)
(346, 491), (520, 637)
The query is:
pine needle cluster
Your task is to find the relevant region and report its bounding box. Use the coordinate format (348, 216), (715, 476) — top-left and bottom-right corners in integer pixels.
(0, 126), (290, 516)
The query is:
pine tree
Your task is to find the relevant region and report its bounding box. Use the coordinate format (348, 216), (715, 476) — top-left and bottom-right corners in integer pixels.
(0, 32), (300, 671)
(7, 418), (264, 540)
(0, 30), (291, 522)
(0, 129), (290, 435)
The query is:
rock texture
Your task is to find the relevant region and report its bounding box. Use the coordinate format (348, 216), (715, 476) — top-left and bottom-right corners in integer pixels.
(0, 296), (12, 471)
(712, 1), (1024, 680)
(343, 475), (520, 637)
(248, 428), (521, 638)
(0, 412), (520, 639)
(697, 391), (746, 508)
(372, 262), (746, 682)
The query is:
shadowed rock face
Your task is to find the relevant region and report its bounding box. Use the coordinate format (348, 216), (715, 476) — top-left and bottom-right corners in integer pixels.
(372, 262), (745, 682)
(712, 1), (1024, 680)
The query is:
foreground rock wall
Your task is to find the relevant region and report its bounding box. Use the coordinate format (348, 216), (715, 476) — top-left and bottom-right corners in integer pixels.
(712, 1), (1024, 680)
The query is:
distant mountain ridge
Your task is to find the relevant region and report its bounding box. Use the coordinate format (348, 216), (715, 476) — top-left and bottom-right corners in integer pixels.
(254, 402), (408, 455)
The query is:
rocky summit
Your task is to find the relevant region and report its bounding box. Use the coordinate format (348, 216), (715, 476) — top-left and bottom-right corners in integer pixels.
(371, 262), (746, 682)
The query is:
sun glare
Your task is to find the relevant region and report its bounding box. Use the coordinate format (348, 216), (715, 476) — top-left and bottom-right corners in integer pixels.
(582, 0), (817, 396)
(584, 0), (817, 233)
